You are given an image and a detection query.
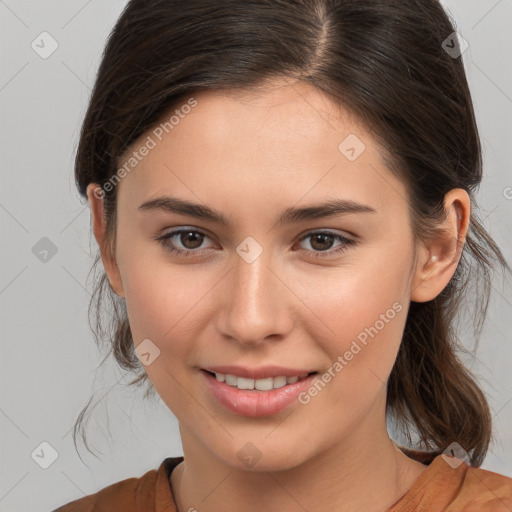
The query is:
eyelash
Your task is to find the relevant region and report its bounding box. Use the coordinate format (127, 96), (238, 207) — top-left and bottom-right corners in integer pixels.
(155, 228), (357, 259)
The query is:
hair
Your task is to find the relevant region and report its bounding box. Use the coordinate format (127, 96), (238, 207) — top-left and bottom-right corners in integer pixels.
(73, 0), (510, 466)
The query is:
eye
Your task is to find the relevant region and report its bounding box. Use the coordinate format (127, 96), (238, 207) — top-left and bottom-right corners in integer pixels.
(296, 231), (356, 258)
(155, 228), (214, 257)
(155, 228), (357, 259)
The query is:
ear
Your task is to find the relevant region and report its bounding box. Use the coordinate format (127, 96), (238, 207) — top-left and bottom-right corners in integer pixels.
(86, 184), (125, 299)
(410, 188), (470, 303)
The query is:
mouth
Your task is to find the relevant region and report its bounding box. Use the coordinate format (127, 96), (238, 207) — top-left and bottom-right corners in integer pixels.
(201, 368), (319, 417)
(201, 369), (318, 391)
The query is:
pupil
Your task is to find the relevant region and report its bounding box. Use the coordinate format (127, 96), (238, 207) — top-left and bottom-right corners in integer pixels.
(312, 234), (333, 251)
(182, 231), (203, 249)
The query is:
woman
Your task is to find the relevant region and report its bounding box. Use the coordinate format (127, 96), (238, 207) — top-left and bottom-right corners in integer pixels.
(54, 0), (512, 510)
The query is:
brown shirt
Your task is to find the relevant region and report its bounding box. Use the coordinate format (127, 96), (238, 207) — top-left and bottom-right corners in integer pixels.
(52, 454), (512, 512)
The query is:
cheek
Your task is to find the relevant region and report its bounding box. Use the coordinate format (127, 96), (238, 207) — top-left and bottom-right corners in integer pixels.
(296, 244), (411, 386)
(295, 286), (407, 429)
(118, 256), (211, 411)
(115, 226), (206, 337)
(121, 260), (208, 346)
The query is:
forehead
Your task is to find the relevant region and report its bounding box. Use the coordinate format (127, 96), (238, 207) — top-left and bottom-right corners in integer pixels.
(179, 81), (358, 151)
(116, 80), (409, 218)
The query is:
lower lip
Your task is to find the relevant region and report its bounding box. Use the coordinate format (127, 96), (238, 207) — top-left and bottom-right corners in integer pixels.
(201, 370), (317, 417)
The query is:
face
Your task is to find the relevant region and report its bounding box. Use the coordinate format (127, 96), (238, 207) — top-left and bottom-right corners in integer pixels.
(90, 80), (429, 471)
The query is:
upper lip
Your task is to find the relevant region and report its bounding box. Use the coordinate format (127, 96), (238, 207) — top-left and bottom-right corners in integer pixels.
(202, 365), (316, 380)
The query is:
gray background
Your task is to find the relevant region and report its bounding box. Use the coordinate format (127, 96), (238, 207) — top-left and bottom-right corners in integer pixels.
(0, 1), (511, 511)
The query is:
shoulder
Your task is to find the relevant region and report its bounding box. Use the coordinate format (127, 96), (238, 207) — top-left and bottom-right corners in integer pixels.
(51, 457), (182, 512)
(51, 470), (156, 512)
(390, 454), (512, 512)
(450, 462), (512, 511)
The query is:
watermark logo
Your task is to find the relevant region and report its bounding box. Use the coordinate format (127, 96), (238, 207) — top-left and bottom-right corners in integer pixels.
(31, 441), (59, 469)
(442, 32), (469, 59)
(135, 338), (161, 366)
(338, 134), (366, 161)
(441, 442), (470, 469)
(32, 237), (58, 263)
(237, 442), (262, 468)
(236, 236), (264, 264)
(31, 32), (58, 59)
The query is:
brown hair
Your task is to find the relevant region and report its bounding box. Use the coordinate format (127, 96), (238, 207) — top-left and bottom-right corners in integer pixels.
(73, 0), (510, 466)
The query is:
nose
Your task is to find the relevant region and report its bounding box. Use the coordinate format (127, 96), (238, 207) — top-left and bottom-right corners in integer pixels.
(215, 247), (294, 346)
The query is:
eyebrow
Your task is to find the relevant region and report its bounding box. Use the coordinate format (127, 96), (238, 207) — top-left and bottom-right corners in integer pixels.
(138, 195), (376, 227)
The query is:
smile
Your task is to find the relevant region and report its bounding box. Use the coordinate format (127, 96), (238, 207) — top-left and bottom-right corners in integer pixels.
(211, 372), (312, 391)
(201, 369), (319, 417)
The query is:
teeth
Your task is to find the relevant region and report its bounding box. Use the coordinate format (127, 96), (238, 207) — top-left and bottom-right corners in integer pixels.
(213, 372), (309, 391)
(225, 374), (237, 386)
(255, 377), (273, 391)
(238, 377), (255, 390)
(273, 376), (287, 389)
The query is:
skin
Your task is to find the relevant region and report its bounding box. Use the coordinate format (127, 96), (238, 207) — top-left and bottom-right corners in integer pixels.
(87, 79), (470, 512)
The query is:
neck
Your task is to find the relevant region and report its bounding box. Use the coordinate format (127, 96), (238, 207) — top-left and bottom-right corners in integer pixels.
(171, 402), (427, 512)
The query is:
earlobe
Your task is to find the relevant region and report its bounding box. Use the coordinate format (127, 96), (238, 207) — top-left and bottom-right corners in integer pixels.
(86, 184), (125, 299)
(410, 188), (470, 303)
